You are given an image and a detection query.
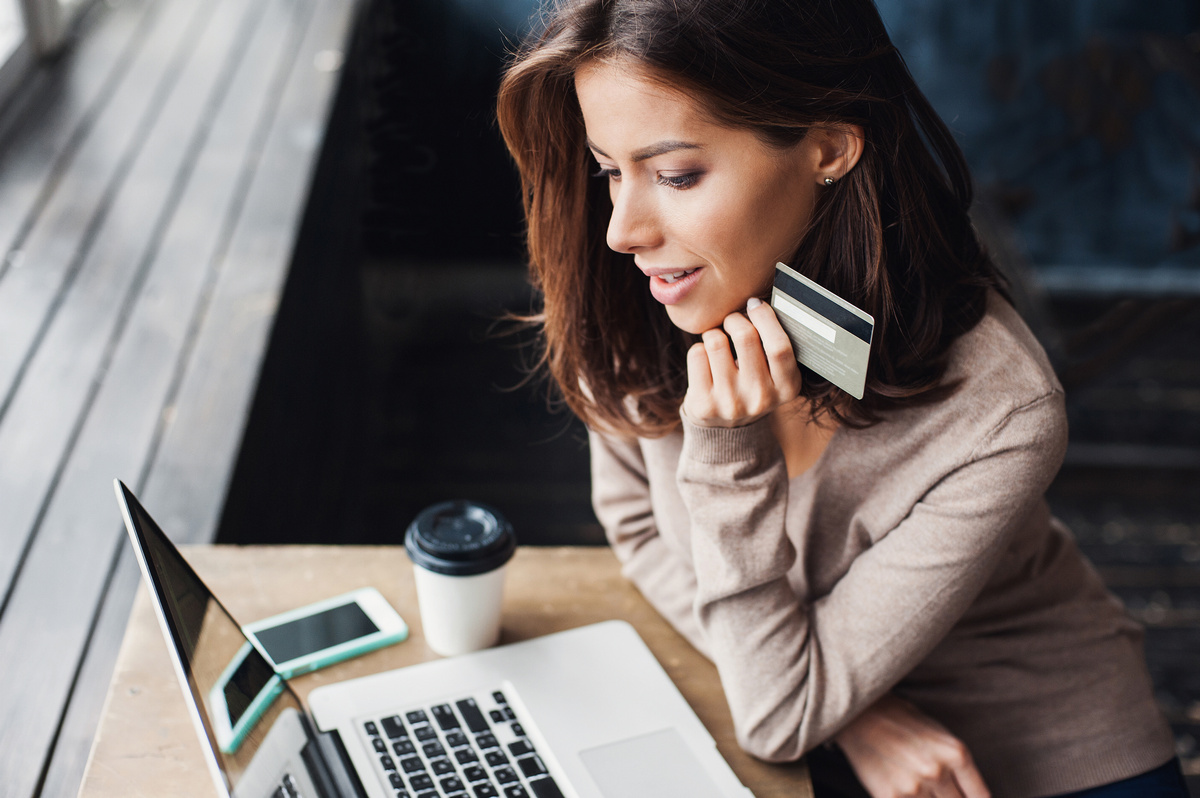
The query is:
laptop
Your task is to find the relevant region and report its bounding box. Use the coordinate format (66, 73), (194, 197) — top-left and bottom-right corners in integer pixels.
(115, 480), (755, 798)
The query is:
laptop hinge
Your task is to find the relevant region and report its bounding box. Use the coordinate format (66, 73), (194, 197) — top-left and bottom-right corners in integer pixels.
(300, 715), (367, 798)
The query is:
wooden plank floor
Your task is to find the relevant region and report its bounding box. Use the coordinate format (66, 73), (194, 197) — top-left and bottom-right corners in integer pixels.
(0, 0), (360, 795)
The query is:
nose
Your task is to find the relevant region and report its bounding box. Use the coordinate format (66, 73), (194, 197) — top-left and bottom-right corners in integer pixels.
(606, 183), (660, 254)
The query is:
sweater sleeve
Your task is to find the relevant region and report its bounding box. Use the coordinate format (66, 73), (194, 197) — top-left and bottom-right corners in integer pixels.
(677, 392), (1068, 762)
(588, 428), (709, 657)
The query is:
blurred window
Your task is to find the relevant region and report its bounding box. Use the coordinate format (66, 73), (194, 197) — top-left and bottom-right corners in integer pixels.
(0, 0), (95, 109)
(0, 0), (29, 107)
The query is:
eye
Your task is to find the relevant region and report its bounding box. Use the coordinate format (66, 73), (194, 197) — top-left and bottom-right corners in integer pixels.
(657, 172), (701, 190)
(592, 166), (621, 182)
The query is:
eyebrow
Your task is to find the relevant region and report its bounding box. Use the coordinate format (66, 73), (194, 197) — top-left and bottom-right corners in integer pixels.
(587, 139), (702, 162)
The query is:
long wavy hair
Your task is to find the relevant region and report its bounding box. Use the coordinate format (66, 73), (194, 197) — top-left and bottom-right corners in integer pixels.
(496, 0), (1005, 437)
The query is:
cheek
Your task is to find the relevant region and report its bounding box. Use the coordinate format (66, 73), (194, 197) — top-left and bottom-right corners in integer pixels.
(753, 175), (814, 249)
(667, 189), (768, 264)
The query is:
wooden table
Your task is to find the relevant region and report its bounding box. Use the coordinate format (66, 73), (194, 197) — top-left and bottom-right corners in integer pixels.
(78, 546), (812, 798)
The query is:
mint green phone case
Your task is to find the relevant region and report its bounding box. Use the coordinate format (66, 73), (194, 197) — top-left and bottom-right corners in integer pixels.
(243, 587), (409, 680)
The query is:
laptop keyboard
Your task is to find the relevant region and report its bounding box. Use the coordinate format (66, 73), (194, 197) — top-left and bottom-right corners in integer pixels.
(362, 689), (565, 798)
(272, 772), (304, 798)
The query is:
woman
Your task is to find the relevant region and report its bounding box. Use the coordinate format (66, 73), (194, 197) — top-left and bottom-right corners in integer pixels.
(495, 1), (1184, 796)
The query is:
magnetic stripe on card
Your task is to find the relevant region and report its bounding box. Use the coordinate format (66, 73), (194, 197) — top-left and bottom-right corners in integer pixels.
(772, 269), (873, 343)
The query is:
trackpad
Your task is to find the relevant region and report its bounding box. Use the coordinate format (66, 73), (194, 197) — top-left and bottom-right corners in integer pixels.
(579, 728), (725, 797)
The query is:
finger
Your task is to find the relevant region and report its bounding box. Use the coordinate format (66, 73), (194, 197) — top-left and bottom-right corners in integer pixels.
(746, 299), (802, 397)
(722, 312), (770, 383)
(948, 755), (990, 798)
(701, 330), (739, 409)
(928, 766), (966, 798)
(686, 341), (713, 394)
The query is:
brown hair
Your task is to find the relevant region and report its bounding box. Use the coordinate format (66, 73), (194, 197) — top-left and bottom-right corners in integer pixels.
(496, 0), (1005, 437)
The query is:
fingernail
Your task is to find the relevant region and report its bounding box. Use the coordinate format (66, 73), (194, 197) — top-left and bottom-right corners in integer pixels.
(746, 297), (763, 311)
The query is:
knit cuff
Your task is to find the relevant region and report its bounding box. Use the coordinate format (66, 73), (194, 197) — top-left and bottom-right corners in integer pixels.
(679, 413), (777, 465)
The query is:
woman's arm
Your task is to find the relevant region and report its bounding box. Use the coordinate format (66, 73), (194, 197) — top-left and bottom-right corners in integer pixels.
(591, 421), (999, 798)
(678, 392), (1067, 762)
(588, 428), (709, 657)
(678, 304), (1067, 763)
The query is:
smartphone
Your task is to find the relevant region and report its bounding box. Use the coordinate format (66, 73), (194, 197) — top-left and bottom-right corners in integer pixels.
(243, 587), (408, 679)
(209, 641), (285, 753)
(207, 588), (406, 754)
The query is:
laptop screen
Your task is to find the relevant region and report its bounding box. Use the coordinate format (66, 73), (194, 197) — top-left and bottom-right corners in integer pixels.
(118, 482), (309, 796)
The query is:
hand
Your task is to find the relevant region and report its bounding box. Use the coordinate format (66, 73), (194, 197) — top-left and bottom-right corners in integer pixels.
(833, 694), (991, 798)
(682, 298), (802, 428)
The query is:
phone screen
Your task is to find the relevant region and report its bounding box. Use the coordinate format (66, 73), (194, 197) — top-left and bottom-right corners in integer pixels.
(223, 649), (277, 727)
(252, 601), (380, 664)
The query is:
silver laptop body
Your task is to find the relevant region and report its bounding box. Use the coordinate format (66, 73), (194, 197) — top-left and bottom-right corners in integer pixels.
(115, 479), (753, 798)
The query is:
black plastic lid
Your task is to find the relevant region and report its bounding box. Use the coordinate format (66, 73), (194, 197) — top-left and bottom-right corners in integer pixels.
(404, 501), (516, 576)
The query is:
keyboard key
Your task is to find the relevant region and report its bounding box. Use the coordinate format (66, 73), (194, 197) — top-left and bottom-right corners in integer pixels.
(456, 699), (490, 733)
(503, 787), (529, 798)
(409, 774), (434, 791)
(414, 725), (438, 741)
(380, 755), (397, 772)
(517, 756), (546, 779)
(401, 756), (425, 773)
(271, 788), (286, 798)
(489, 710), (506, 724)
(382, 716), (407, 739)
(493, 766), (518, 784)
(463, 765), (487, 782)
(507, 740), (533, 757)
(432, 704), (461, 731)
(422, 741), (446, 759)
(395, 789), (410, 798)
(406, 710), (430, 725)
(510, 724), (524, 737)
(440, 775), (466, 792)
(372, 737), (387, 753)
(365, 721), (380, 736)
(485, 751), (508, 767)
(503, 707), (516, 721)
(475, 732), (498, 749)
(415, 793), (437, 798)
(389, 773), (404, 789)
(430, 757), (456, 775)
(473, 784), (499, 798)
(393, 739), (416, 756)
(282, 773), (300, 798)
(456, 748), (479, 764)
(446, 731), (469, 748)
(492, 691), (508, 705)
(528, 778), (565, 798)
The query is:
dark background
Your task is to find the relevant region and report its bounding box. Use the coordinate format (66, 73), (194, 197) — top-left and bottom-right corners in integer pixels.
(215, 0), (1200, 785)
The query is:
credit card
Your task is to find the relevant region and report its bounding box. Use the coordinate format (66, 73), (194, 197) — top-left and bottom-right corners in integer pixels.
(770, 262), (874, 399)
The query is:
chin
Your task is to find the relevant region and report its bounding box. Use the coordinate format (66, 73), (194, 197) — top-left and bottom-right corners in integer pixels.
(664, 304), (724, 336)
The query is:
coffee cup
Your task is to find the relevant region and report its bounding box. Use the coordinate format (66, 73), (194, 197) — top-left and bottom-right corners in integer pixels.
(404, 500), (515, 657)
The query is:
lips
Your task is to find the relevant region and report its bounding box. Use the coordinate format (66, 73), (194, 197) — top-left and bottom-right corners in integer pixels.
(645, 266), (703, 305)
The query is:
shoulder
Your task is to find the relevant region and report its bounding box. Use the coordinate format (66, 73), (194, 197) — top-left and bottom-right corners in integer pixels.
(938, 292), (1066, 438)
(945, 292), (1061, 403)
(860, 293), (1066, 471)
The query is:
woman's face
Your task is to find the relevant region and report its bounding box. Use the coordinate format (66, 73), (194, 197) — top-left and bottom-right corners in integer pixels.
(575, 60), (823, 334)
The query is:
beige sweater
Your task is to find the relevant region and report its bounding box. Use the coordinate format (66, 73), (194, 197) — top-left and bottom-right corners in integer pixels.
(588, 294), (1174, 798)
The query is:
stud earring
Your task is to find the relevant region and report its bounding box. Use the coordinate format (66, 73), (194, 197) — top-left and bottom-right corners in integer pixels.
(823, 177), (836, 186)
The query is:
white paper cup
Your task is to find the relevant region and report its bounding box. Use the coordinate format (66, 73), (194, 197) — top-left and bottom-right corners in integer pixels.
(405, 501), (515, 657)
(412, 565), (507, 656)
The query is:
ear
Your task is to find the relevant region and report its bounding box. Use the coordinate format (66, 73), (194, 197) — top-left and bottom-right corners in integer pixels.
(810, 124), (864, 187)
